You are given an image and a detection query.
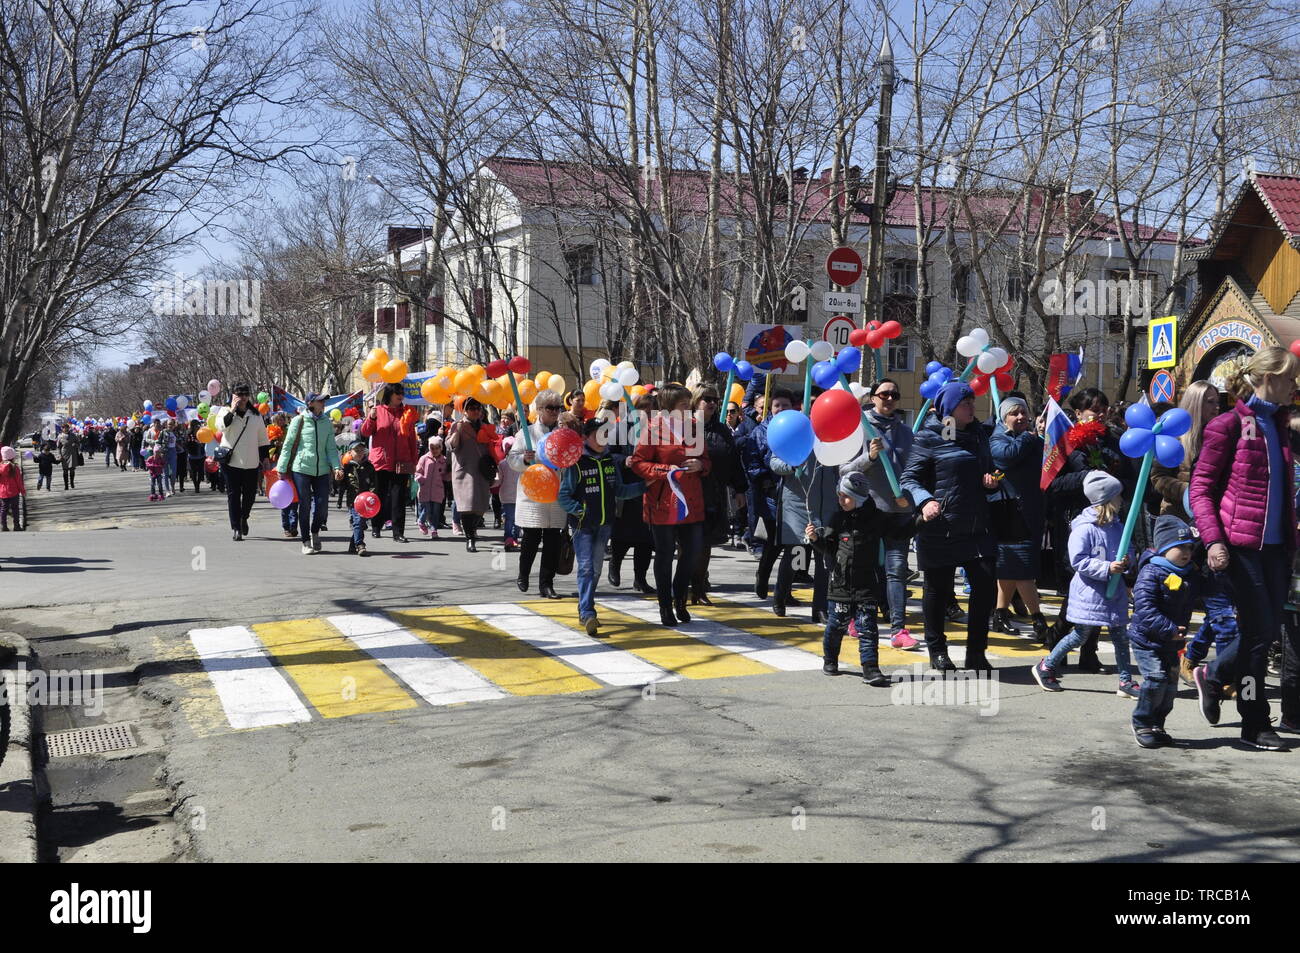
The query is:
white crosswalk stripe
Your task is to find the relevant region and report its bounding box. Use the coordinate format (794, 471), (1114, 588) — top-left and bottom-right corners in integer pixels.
(189, 626), (312, 730)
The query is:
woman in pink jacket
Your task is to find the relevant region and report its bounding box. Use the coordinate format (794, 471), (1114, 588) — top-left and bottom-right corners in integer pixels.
(1189, 346), (1300, 750)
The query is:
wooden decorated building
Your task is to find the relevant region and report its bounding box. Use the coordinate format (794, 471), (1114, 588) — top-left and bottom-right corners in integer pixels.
(1179, 172), (1300, 389)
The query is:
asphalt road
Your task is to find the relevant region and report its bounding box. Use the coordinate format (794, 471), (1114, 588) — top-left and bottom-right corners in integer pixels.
(4, 456), (1300, 862)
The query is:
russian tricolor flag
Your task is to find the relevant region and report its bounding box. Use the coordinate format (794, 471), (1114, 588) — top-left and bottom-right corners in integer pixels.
(667, 467), (691, 521)
(1040, 397), (1072, 491)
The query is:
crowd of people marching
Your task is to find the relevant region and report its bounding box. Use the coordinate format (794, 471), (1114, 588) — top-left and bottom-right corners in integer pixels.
(7, 345), (1300, 751)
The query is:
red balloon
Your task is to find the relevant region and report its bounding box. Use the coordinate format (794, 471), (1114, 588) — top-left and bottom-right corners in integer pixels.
(509, 355), (532, 375)
(546, 427), (584, 468)
(995, 371), (1015, 391)
(486, 359), (508, 378)
(880, 320), (903, 339)
(354, 491), (381, 519)
(810, 388), (861, 443)
(867, 321), (880, 331)
(865, 329), (886, 349)
(970, 375), (990, 396)
(848, 328), (869, 347)
(1290, 340), (1300, 360)
(204, 459), (219, 473)
(1000, 354), (1015, 372)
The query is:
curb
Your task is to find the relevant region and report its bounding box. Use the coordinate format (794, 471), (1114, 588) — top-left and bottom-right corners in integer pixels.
(0, 630), (39, 863)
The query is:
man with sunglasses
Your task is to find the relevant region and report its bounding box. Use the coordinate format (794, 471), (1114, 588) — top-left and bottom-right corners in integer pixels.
(842, 379), (919, 650)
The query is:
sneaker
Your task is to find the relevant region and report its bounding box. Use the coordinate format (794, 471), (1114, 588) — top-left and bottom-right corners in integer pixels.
(1192, 665), (1220, 726)
(1116, 680), (1141, 699)
(356, 542), (368, 557)
(583, 615), (601, 638)
(822, 659), (839, 676)
(1277, 718), (1300, 734)
(301, 543), (314, 555)
(1031, 659), (1063, 692)
(1241, 728), (1290, 751)
(1152, 728), (1177, 747)
(1133, 727), (1162, 749)
(861, 666), (889, 687)
(890, 628), (920, 650)
(418, 522), (430, 536)
(1178, 652), (1198, 688)
(429, 530), (439, 539)
(452, 523), (462, 536)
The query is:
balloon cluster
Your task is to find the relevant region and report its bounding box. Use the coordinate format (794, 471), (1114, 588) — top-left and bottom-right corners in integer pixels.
(1119, 404), (1192, 468)
(361, 348), (409, 385)
(811, 343), (862, 389)
(419, 359), (549, 411)
(918, 360), (955, 400)
(970, 356), (1015, 397)
(585, 358), (646, 408)
(783, 339), (833, 366)
(713, 352), (756, 382)
(849, 320), (903, 350)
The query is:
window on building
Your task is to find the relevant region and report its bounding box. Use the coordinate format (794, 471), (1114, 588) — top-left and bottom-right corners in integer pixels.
(565, 245), (595, 286)
(887, 336), (912, 372)
(950, 264), (971, 303)
(1005, 270), (1023, 302)
(887, 259), (916, 296)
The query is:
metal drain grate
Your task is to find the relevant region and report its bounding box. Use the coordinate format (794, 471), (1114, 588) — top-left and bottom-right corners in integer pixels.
(44, 723), (137, 759)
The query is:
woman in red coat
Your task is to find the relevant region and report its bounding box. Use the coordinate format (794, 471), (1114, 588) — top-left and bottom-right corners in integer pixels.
(630, 383), (712, 626)
(359, 383), (420, 542)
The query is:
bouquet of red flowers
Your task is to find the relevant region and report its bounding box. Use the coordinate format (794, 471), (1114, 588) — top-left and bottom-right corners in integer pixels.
(1065, 420), (1108, 469)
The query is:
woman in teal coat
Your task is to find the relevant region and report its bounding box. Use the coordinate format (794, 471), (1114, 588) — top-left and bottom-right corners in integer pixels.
(277, 393), (343, 554)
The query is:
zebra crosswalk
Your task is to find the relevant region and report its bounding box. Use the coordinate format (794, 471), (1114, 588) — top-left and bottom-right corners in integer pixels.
(181, 587), (1117, 733)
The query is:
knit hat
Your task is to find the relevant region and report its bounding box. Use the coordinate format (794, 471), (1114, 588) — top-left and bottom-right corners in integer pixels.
(0, 446), (12, 461)
(1083, 470), (1122, 505)
(937, 382), (975, 418)
(999, 396), (1029, 421)
(838, 470), (871, 506)
(1153, 514), (1195, 555)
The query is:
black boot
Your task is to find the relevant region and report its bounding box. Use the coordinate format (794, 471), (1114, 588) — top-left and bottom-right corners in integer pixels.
(754, 568), (768, 600)
(931, 653), (958, 672)
(1031, 613), (1049, 644)
(991, 608), (1021, 635)
(634, 575), (656, 596)
(674, 597), (691, 623)
(659, 601), (677, 626)
(608, 559), (622, 588)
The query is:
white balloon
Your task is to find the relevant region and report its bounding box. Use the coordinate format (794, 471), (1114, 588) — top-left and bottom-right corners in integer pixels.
(956, 335), (981, 358)
(600, 380), (624, 401)
(589, 358), (611, 381)
(986, 347), (1008, 369)
(977, 351), (1000, 374)
(784, 339), (811, 364)
(617, 367), (639, 387)
(615, 360), (635, 373)
(810, 340), (834, 362)
(198, 390), (210, 402)
(814, 423), (865, 466)
(176, 395), (189, 409)
(969, 327), (989, 347)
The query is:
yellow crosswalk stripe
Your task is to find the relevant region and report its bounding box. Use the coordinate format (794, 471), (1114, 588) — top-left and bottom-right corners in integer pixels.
(389, 607), (601, 696)
(252, 619), (419, 718)
(687, 597), (927, 667)
(521, 599), (776, 680)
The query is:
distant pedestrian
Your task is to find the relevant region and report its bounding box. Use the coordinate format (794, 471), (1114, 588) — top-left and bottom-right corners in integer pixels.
(214, 383), (271, 542)
(57, 425), (81, 490)
(0, 447), (25, 531)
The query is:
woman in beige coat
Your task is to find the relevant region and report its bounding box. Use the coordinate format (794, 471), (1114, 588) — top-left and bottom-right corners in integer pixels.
(445, 398), (492, 552)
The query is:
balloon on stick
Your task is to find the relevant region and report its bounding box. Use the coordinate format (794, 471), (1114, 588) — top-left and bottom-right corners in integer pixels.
(1107, 406), (1188, 596)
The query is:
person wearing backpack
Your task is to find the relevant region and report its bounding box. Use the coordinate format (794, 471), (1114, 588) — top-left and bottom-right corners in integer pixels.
(277, 394), (344, 555)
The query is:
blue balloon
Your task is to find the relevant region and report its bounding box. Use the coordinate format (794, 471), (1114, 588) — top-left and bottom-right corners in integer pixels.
(835, 346), (862, 375)
(536, 431), (557, 469)
(1124, 403), (1156, 431)
(164, 396), (178, 412)
(714, 352), (735, 373)
(767, 410), (814, 466)
(812, 360), (840, 389)
(924, 360), (944, 376)
(734, 360), (755, 381)
(1119, 427), (1155, 458)
(143, 400), (154, 411)
(141, 414), (152, 426)
(938, 366), (954, 382)
(1158, 407), (1192, 438)
(1155, 434), (1185, 468)
(928, 370), (948, 387)
(919, 380), (941, 400)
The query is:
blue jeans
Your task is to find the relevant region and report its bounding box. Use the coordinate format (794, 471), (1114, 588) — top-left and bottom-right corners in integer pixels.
(503, 502), (518, 541)
(292, 472), (332, 542)
(1208, 545), (1287, 732)
(1132, 644), (1179, 730)
(881, 538), (910, 630)
(418, 500), (444, 529)
(573, 524), (613, 619)
(350, 506), (366, 545)
(1185, 569), (1239, 664)
(1045, 624), (1133, 684)
(823, 601), (880, 668)
(164, 449), (177, 491)
(150, 475), (164, 495)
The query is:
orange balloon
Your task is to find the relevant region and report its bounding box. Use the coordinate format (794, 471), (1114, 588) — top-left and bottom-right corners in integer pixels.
(362, 356), (384, 383)
(583, 379), (602, 406)
(480, 380), (503, 405)
(521, 464), (560, 503)
(464, 364), (487, 384)
(257, 402), (270, 415)
(729, 382), (745, 407)
(369, 347), (390, 365)
(534, 371), (552, 391)
(454, 395), (467, 413)
(421, 379), (444, 403)
(382, 359), (408, 384)
(454, 370), (477, 395)
(517, 380), (538, 405)
(197, 426), (214, 443)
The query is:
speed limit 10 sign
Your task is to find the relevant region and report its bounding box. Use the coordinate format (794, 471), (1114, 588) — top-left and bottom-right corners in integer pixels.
(823, 315), (857, 349)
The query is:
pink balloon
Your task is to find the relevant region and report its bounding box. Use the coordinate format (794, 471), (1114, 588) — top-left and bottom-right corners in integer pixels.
(268, 479), (295, 509)
(207, 379), (222, 396)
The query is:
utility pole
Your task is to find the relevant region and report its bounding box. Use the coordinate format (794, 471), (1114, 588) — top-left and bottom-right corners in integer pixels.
(863, 29), (895, 386)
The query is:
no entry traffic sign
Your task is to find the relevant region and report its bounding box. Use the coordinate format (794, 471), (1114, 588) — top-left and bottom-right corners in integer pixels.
(825, 246), (862, 287)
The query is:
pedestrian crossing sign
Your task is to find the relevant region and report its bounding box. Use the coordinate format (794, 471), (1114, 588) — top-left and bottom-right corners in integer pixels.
(1148, 316), (1177, 369)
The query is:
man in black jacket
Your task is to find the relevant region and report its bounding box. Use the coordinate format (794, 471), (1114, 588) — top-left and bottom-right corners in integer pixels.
(810, 471), (889, 686)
